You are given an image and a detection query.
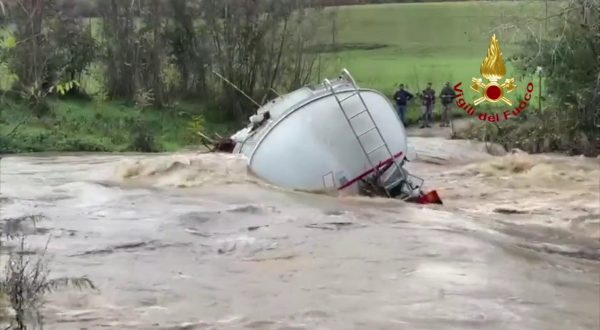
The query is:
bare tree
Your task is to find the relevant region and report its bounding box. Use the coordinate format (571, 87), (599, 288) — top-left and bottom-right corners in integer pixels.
(100, 0), (138, 100)
(203, 0), (322, 119)
(168, 0), (210, 98)
(330, 8), (338, 49)
(140, 0), (167, 107)
(5, 0), (52, 91)
(1, 0), (324, 119)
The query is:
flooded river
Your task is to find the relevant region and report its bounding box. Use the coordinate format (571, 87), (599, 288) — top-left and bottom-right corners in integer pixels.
(0, 135), (599, 330)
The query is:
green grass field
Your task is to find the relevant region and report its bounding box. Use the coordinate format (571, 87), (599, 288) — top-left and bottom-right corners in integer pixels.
(317, 1), (555, 93)
(314, 0), (557, 127)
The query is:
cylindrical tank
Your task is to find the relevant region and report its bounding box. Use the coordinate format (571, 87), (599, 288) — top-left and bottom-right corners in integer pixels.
(244, 83), (408, 194)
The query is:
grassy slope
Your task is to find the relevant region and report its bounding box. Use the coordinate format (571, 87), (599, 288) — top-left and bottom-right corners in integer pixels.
(317, 1), (555, 123)
(1, 1), (558, 153)
(320, 1), (550, 90)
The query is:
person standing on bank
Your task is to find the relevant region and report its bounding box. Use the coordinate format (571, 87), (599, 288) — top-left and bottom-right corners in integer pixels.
(420, 82), (435, 128)
(393, 83), (413, 126)
(439, 82), (456, 127)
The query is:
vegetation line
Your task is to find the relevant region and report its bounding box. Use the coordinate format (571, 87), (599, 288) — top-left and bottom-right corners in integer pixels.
(0, 0), (596, 156)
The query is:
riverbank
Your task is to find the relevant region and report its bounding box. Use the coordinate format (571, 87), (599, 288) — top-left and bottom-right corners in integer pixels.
(0, 98), (458, 154)
(0, 99), (237, 154)
(2, 98), (597, 158)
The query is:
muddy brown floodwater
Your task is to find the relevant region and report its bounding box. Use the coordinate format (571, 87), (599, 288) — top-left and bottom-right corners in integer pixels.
(0, 132), (599, 330)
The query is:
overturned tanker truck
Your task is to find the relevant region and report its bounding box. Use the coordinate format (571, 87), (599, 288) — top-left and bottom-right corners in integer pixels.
(216, 69), (442, 204)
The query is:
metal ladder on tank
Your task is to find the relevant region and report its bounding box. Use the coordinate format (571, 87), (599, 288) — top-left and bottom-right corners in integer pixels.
(323, 69), (406, 197)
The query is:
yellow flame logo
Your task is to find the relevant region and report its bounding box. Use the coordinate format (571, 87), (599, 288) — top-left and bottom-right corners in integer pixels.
(470, 34), (516, 106)
(480, 34), (506, 82)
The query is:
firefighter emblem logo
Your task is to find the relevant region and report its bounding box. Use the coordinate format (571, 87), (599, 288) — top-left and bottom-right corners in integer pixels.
(470, 34), (517, 106)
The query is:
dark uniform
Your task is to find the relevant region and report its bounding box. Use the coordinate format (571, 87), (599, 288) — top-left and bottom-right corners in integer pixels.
(420, 83), (435, 128)
(393, 84), (413, 126)
(440, 82), (456, 127)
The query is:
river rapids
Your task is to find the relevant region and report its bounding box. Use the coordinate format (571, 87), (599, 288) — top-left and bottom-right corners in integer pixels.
(0, 134), (599, 330)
